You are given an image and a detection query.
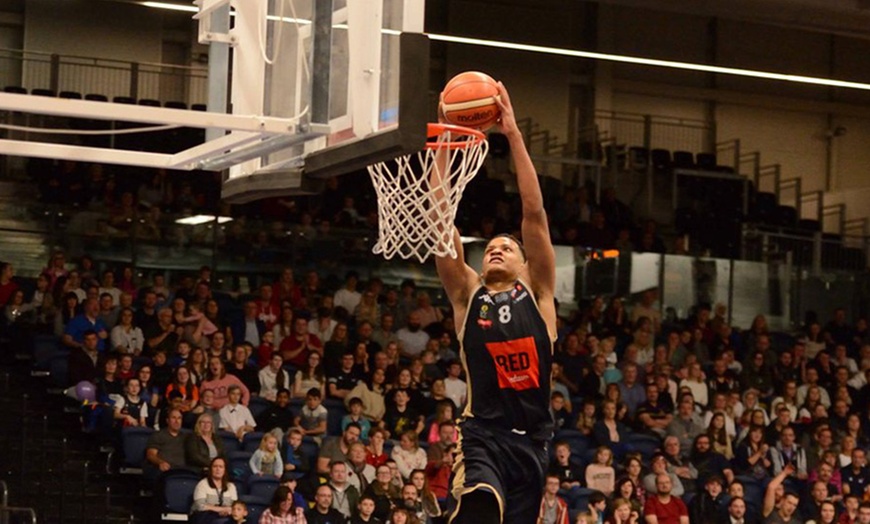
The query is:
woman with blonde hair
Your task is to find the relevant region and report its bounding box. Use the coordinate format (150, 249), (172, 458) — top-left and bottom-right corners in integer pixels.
(391, 430), (427, 480)
(186, 413), (226, 471)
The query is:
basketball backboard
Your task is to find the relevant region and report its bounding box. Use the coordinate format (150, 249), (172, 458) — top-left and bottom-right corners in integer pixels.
(0, 0), (429, 202)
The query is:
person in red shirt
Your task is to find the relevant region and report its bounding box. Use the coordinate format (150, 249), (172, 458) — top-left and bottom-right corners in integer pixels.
(272, 268), (303, 310)
(0, 262), (19, 306)
(279, 316), (322, 368)
(255, 284), (279, 331)
(643, 474), (689, 524)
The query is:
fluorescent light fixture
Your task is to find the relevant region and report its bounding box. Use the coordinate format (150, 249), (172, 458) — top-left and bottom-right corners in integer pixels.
(175, 215), (233, 225)
(142, 1), (870, 92)
(460, 236), (486, 244)
(142, 1), (197, 12)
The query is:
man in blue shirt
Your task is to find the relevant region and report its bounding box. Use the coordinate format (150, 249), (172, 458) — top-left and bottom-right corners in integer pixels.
(63, 297), (108, 352)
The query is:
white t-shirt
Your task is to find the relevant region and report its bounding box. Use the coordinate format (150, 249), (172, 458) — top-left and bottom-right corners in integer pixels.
(333, 289), (362, 314)
(219, 403), (256, 433)
(444, 377), (466, 409)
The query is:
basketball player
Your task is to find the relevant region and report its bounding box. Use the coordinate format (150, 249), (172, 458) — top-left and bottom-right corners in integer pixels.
(436, 82), (556, 524)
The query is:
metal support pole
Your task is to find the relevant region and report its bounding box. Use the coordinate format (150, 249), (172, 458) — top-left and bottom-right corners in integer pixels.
(130, 62), (140, 100)
(49, 54), (60, 94)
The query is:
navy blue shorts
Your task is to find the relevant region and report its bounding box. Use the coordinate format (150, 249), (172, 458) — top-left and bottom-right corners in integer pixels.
(448, 418), (549, 524)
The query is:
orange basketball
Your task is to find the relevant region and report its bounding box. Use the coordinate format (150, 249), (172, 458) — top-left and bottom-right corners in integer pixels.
(440, 71), (501, 131)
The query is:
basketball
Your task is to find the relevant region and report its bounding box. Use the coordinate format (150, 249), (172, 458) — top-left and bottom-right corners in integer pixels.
(440, 71), (501, 131)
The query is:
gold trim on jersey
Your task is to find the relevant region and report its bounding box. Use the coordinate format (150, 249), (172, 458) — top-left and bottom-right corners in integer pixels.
(447, 425), (505, 524)
(458, 286), (475, 419)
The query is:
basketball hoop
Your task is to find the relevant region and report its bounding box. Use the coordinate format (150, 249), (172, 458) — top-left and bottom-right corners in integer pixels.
(367, 123), (489, 263)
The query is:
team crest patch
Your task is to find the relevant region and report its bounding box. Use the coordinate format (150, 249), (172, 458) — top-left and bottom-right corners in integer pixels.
(478, 304), (492, 329)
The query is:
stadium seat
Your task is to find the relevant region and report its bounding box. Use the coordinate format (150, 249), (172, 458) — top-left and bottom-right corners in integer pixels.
(696, 152), (717, 170)
(248, 397), (271, 420)
(48, 353), (69, 387)
(628, 147), (649, 170)
(84, 93), (108, 102)
(247, 476), (279, 502)
(31, 89), (56, 97)
(138, 99), (161, 107)
(228, 450), (253, 482)
(192, 103), (207, 111)
(32, 335), (61, 369)
(219, 431), (241, 454)
(163, 469), (201, 515)
(553, 430), (591, 458)
(567, 487), (597, 510)
(121, 426), (154, 473)
(3, 86), (26, 94)
(238, 496), (268, 523)
(672, 151), (695, 168)
(299, 438), (320, 471)
(242, 432), (266, 453)
(625, 433), (661, 459)
(113, 96), (136, 104)
(735, 476), (763, 508)
(164, 101), (188, 110)
(59, 91), (83, 99)
(650, 149), (672, 171)
(773, 205), (798, 228)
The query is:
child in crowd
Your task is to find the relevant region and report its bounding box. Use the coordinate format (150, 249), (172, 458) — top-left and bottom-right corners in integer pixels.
(575, 399), (597, 436)
(548, 441), (583, 492)
(294, 387), (328, 444)
(585, 446), (616, 496)
(342, 397), (372, 440)
(229, 500), (247, 524)
(550, 391), (571, 431)
(249, 433), (283, 478)
(219, 385), (256, 440)
(284, 428), (310, 477)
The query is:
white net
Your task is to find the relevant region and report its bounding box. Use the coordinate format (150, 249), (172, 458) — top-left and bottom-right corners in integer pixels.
(367, 125), (489, 263)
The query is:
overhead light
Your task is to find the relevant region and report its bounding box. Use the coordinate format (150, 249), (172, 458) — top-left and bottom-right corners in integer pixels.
(460, 236), (486, 244)
(175, 215), (233, 225)
(141, 2), (870, 92)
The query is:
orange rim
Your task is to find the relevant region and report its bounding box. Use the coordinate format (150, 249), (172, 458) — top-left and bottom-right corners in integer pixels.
(425, 123), (486, 150)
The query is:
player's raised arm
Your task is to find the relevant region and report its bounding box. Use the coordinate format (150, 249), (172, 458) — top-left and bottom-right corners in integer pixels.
(494, 83), (556, 308)
(432, 107), (479, 310)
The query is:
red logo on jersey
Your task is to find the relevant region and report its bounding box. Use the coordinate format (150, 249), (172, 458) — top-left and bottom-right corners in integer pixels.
(485, 336), (540, 391)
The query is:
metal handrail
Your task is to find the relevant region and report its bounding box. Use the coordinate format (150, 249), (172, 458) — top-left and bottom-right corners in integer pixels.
(777, 178), (803, 213)
(0, 507), (36, 524)
(822, 204), (846, 235)
(800, 191), (824, 222)
(757, 164), (781, 198)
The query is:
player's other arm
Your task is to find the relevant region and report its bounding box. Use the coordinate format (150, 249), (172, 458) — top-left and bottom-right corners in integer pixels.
(494, 83), (556, 320)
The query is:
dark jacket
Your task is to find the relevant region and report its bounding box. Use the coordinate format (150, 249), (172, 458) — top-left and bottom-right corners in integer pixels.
(184, 433), (226, 470)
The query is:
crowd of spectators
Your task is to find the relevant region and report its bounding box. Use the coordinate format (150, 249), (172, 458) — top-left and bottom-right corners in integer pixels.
(5, 248), (870, 524)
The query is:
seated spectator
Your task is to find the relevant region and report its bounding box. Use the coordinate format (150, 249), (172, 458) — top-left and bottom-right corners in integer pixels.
(364, 465), (402, 522)
(295, 387), (328, 443)
(342, 397), (372, 440)
(548, 441), (583, 494)
(734, 424), (772, 481)
(327, 460), (360, 519)
(113, 377), (148, 428)
(708, 412), (734, 460)
(282, 428), (310, 479)
(593, 399), (630, 454)
(345, 369), (387, 424)
(643, 454), (684, 498)
(770, 426), (809, 480)
(63, 298), (108, 352)
(257, 388), (295, 441)
(329, 351), (363, 399)
(607, 497), (639, 524)
(218, 385), (256, 440)
(191, 389), (222, 429)
(191, 457), (237, 522)
(842, 448), (870, 497)
(145, 408), (186, 479)
(352, 494), (380, 524)
(201, 357), (251, 409)
(539, 474), (570, 524)
(261, 485), (306, 524)
(308, 484), (346, 524)
(259, 352), (291, 401)
(396, 312), (429, 359)
(293, 352), (326, 400)
(691, 475), (728, 524)
(666, 394), (705, 453)
(164, 366), (199, 414)
(317, 423), (362, 474)
(280, 316), (322, 369)
(230, 300), (266, 349)
(186, 413), (226, 472)
(689, 434), (734, 490)
(97, 292), (119, 330)
(109, 307), (142, 354)
(226, 344), (260, 396)
(586, 446), (616, 497)
(68, 329), (101, 388)
(642, 474), (688, 524)
(366, 429), (389, 469)
(636, 382), (673, 438)
(391, 430), (427, 481)
(95, 355), (122, 401)
(347, 442), (377, 493)
(383, 389), (423, 439)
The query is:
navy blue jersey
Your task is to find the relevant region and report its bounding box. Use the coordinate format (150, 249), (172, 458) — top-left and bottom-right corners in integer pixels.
(459, 279), (554, 440)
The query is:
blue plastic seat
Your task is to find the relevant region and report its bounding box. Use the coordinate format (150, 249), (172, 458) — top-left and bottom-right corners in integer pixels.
(242, 431), (266, 453)
(121, 426), (154, 472)
(228, 450), (253, 482)
(247, 476), (279, 502)
(163, 469), (202, 514)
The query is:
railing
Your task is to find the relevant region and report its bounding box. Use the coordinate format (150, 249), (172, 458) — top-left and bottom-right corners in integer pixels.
(0, 48), (208, 105)
(594, 110), (713, 154)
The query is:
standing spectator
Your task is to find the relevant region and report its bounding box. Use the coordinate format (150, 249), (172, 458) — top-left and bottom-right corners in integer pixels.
(191, 457), (237, 521)
(538, 474), (569, 524)
(642, 474), (688, 524)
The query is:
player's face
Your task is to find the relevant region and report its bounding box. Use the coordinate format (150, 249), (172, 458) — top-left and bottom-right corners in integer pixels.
(482, 237), (524, 281)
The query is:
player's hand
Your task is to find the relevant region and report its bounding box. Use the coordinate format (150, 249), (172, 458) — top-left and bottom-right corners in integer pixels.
(493, 81), (519, 137)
